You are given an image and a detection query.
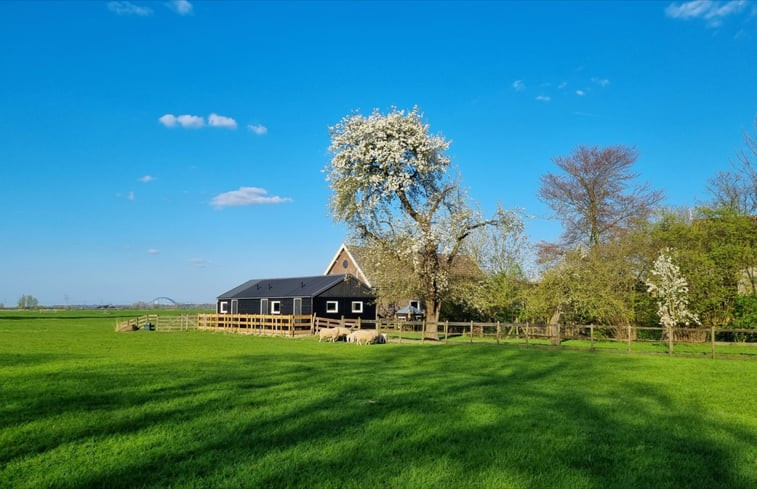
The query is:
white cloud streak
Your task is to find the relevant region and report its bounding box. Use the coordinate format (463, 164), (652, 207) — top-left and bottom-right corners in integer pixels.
(108, 1), (153, 16)
(159, 113), (205, 128)
(592, 77), (610, 87)
(168, 0), (193, 16)
(512, 80), (526, 91)
(576, 90), (586, 96)
(146, 248), (160, 255)
(248, 123), (268, 135)
(665, 1), (747, 27)
(138, 175), (155, 183)
(210, 187), (292, 209)
(176, 114), (204, 128)
(535, 95), (551, 102)
(208, 113), (237, 129)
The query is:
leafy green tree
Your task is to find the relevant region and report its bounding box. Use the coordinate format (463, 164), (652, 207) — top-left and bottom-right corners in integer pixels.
(646, 209), (757, 326)
(325, 107), (512, 331)
(17, 295), (39, 309)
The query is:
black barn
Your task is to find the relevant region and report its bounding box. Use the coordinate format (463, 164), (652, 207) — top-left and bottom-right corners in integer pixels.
(216, 274), (375, 320)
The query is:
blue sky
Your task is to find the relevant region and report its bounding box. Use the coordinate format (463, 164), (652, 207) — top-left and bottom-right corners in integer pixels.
(1, 1), (755, 306)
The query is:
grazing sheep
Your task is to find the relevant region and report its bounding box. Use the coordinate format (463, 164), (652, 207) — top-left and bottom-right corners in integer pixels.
(377, 333), (388, 344)
(350, 329), (380, 345)
(318, 327), (340, 342)
(335, 327), (351, 341)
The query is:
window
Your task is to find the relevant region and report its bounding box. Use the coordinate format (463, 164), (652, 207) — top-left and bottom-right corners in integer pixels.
(326, 301), (339, 313)
(271, 301), (281, 314)
(409, 300), (421, 310)
(219, 301), (228, 314)
(352, 301), (363, 313)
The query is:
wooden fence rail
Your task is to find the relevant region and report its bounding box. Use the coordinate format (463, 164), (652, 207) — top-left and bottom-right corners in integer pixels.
(117, 313), (756, 359)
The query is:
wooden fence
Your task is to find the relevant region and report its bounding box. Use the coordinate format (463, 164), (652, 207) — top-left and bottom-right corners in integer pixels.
(196, 313), (313, 337)
(115, 314), (196, 332)
(117, 313), (755, 359)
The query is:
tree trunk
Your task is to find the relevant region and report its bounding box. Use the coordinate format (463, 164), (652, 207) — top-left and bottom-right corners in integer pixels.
(424, 296), (440, 340)
(548, 307), (561, 346)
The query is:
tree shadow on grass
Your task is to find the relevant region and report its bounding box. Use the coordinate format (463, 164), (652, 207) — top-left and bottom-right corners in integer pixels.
(1, 343), (755, 489)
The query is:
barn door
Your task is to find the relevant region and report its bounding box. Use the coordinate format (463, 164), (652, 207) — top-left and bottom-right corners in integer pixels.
(293, 297), (302, 316)
(260, 298), (269, 315)
(231, 299), (238, 314)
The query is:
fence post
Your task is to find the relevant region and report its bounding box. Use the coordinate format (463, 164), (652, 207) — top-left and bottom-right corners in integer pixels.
(627, 324), (632, 353)
(711, 326), (716, 359)
(470, 320), (474, 344)
(590, 325), (594, 350)
(668, 326), (673, 356)
(444, 320), (449, 344)
(525, 322), (529, 347)
(421, 320), (425, 344)
(496, 322), (501, 345)
(398, 319), (402, 344)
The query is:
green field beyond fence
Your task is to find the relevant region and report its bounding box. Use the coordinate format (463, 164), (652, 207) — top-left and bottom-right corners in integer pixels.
(118, 313), (757, 360)
(1, 309), (756, 489)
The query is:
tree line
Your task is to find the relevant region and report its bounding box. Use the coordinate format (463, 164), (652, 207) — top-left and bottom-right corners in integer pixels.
(325, 107), (756, 337)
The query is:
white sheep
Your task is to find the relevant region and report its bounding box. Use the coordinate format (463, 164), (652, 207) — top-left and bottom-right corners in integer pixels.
(318, 327), (339, 342)
(349, 329), (380, 345)
(335, 327), (351, 341)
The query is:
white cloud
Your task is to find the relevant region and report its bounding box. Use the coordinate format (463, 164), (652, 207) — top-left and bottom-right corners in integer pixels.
(512, 80), (526, 91)
(665, 1), (747, 27)
(176, 114), (204, 128)
(248, 123), (268, 135)
(208, 113), (238, 129)
(146, 248), (160, 255)
(138, 175), (155, 183)
(210, 187), (292, 209)
(558, 81), (568, 89)
(535, 95), (551, 102)
(108, 1), (153, 16)
(127, 191), (135, 201)
(576, 90), (586, 96)
(592, 77), (610, 87)
(158, 114), (177, 127)
(168, 0), (193, 15)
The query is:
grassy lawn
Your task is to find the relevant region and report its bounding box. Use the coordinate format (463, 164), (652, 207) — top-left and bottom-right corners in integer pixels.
(1, 310), (756, 489)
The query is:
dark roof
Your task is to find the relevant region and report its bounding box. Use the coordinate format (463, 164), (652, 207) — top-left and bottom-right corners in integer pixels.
(218, 274), (355, 299)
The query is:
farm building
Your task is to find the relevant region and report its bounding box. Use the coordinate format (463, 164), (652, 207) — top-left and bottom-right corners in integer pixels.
(324, 243), (483, 318)
(216, 274), (376, 320)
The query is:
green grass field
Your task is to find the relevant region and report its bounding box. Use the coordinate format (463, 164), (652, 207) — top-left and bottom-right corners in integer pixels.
(1, 310), (756, 489)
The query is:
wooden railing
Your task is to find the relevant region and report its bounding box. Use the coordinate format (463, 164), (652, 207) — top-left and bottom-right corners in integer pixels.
(117, 313), (755, 359)
(115, 314), (196, 332)
(197, 313), (313, 337)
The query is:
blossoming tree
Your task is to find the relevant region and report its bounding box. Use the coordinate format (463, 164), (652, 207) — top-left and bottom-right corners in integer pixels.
(645, 249), (699, 340)
(325, 107), (511, 332)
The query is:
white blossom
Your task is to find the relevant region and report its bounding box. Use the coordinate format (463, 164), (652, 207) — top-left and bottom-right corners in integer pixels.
(645, 249), (699, 330)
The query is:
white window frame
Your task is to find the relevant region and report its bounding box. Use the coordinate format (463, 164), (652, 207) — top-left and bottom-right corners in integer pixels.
(351, 301), (363, 313)
(326, 301), (339, 313)
(409, 300), (421, 310)
(219, 301), (228, 314)
(271, 301), (281, 315)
